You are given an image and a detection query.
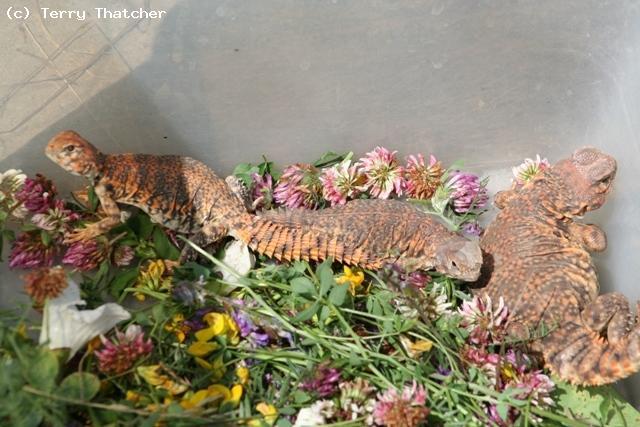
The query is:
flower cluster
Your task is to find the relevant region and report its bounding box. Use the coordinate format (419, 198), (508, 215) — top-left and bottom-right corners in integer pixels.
(251, 147), (487, 228)
(458, 294), (509, 345)
(372, 382), (429, 427)
(6, 172), (85, 269)
(22, 266), (68, 307)
(445, 171), (489, 213)
(459, 295), (556, 425)
(512, 154), (549, 186)
(300, 363), (342, 398)
(95, 324), (154, 375)
(0, 169), (27, 221)
(464, 348), (555, 425)
(320, 159), (365, 205)
(3, 152), (615, 427)
(274, 163), (324, 209)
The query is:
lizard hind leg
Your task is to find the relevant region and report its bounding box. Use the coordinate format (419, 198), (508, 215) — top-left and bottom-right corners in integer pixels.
(542, 293), (640, 385)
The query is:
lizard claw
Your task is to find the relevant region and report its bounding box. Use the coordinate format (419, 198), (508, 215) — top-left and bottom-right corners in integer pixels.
(64, 225), (102, 243)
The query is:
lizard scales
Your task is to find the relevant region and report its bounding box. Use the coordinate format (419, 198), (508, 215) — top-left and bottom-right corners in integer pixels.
(475, 148), (640, 385)
(45, 131), (482, 281)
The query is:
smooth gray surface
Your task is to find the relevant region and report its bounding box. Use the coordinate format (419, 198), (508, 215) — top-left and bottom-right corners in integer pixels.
(1, 0), (638, 403)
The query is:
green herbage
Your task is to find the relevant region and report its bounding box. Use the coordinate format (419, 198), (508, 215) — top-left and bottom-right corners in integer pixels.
(152, 227), (180, 260)
(57, 373), (100, 400)
(555, 381), (640, 426)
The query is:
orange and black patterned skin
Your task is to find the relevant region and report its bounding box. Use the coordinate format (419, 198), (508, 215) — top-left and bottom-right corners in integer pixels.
(45, 131), (246, 246)
(237, 199), (483, 281)
(476, 148), (640, 385)
(45, 131), (483, 281)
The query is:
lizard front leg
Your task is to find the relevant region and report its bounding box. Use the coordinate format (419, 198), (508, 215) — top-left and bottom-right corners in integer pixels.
(567, 222), (607, 252)
(65, 184), (121, 243)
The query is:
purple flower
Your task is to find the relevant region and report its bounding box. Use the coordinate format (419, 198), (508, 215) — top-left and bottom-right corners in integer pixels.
(95, 324), (153, 375)
(274, 163), (323, 209)
(232, 309), (270, 348)
(300, 363), (341, 398)
(404, 153), (444, 200)
(357, 147), (405, 199)
(15, 174), (57, 214)
(62, 239), (105, 271)
(320, 160), (365, 205)
(8, 231), (55, 269)
(446, 171), (488, 213)
(436, 365), (452, 377)
(251, 173), (274, 210)
(461, 221), (483, 237)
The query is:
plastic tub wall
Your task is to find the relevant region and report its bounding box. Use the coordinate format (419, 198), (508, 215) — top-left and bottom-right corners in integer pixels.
(1, 0), (638, 405)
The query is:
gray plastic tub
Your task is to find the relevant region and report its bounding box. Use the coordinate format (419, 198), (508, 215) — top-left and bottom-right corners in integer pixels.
(1, 0), (638, 405)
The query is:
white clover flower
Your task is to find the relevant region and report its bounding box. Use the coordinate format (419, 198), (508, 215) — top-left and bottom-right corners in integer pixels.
(512, 154), (550, 185)
(293, 400), (335, 427)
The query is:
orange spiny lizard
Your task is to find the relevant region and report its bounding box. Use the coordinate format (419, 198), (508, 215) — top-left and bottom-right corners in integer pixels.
(45, 130), (482, 281)
(475, 147), (640, 385)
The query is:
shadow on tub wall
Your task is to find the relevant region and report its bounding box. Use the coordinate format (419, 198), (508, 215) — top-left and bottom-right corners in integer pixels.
(1, 0), (639, 407)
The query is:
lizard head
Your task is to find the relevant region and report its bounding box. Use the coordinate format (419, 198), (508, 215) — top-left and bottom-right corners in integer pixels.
(552, 147), (617, 216)
(434, 236), (483, 281)
(45, 131), (103, 178)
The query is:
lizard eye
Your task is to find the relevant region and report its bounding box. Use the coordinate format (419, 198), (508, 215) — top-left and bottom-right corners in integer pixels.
(64, 145), (75, 152)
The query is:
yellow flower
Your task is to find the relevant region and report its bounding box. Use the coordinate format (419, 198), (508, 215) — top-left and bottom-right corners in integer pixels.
(180, 389), (212, 410)
(200, 312), (240, 344)
(228, 384), (243, 405)
(164, 313), (188, 343)
(248, 402), (278, 427)
(180, 384), (243, 411)
(501, 363), (518, 381)
(16, 322), (28, 339)
(336, 266), (365, 295)
(236, 365), (250, 385)
(137, 365), (189, 395)
(400, 336), (433, 358)
(125, 390), (142, 403)
(135, 259), (173, 297)
(194, 355), (226, 381)
(187, 341), (219, 357)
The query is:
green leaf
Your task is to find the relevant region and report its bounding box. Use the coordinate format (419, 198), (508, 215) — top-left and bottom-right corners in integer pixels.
(555, 381), (640, 425)
(313, 151), (348, 168)
(293, 390), (311, 404)
(316, 260), (335, 297)
(88, 185), (99, 212)
(294, 302), (320, 322)
(495, 401), (509, 421)
(127, 213), (153, 239)
(290, 277), (316, 297)
(233, 163), (260, 187)
(25, 348), (59, 392)
(152, 303), (166, 322)
(319, 306), (331, 323)
(110, 267), (139, 298)
(328, 284), (349, 307)
(40, 230), (51, 247)
(152, 227), (180, 260)
(57, 372), (100, 400)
